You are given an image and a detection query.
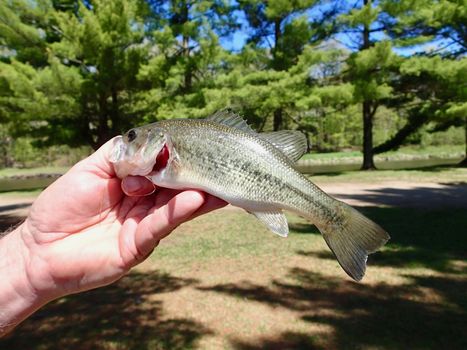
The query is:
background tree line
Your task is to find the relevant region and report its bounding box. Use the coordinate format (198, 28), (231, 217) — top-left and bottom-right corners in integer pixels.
(0, 0), (466, 169)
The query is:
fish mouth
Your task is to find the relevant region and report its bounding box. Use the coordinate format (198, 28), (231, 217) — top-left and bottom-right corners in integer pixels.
(110, 136), (165, 179)
(109, 136), (126, 164)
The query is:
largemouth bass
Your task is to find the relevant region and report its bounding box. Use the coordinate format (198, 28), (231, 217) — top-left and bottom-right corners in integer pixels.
(110, 111), (389, 281)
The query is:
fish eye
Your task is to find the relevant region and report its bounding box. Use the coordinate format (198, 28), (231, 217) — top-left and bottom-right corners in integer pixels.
(127, 129), (137, 142)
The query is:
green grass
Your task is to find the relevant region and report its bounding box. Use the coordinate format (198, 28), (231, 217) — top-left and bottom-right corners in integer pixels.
(153, 205), (467, 275)
(301, 144), (465, 162)
(152, 211), (319, 270)
(310, 165), (467, 183)
(0, 188), (43, 197)
(1, 165), (466, 349)
(2, 204), (465, 349)
(0, 166), (69, 178)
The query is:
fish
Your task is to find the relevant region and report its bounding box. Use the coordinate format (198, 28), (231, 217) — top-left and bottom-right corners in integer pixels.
(110, 110), (390, 281)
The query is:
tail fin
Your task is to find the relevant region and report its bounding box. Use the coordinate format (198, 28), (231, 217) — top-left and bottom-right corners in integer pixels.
(318, 204), (390, 281)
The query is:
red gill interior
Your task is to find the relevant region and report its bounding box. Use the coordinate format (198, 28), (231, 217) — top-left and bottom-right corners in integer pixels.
(153, 144), (169, 172)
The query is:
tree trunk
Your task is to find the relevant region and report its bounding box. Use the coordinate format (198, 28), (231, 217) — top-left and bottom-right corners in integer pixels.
(183, 35), (192, 91)
(459, 115), (467, 167)
(273, 108), (283, 131)
(181, 1), (191, 92)
(0, 136), (14, 168)
(360, 0), (376, 170)
(361, 101), (376, 170)
(272, 18), (283, 131)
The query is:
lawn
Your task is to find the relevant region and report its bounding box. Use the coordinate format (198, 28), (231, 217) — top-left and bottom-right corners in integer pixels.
(0, 166), (466, 349)
(0, 166), (69, 178)
(310, 164), (467, 184)
(301, 144), (465, 162)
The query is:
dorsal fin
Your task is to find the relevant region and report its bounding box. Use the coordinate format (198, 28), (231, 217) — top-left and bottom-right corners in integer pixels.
(207, 109), (255, 133)
(259, 131), (308, 162)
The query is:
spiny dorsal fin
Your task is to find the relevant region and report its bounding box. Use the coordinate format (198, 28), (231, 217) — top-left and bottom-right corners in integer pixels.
(207, 109), (256, 133)
(259, 131), (308, 162)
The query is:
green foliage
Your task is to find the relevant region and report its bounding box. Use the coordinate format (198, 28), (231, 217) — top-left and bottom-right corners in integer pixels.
(382, 0), (466, 56)
(0, 0), (465, 166)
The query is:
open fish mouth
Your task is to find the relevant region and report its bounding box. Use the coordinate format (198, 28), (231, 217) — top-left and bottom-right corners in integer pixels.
(110, 135), (170, 179)
(109, 136), (126, 164)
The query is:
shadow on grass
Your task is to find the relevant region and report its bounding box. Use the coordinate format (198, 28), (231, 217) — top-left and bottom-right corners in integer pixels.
(203, 197), (466, 349)
(338, 182), (467, 209)
(363, 206), (466, 273)
(0, 214), (24, 232)
(297, 206), (467, 274)
(0, 271), (211, 350)
(290, 181), (467, 273)
(202, 268), (466, 349)
(0, 203), (31, 214)
(231, 331), (323, 350)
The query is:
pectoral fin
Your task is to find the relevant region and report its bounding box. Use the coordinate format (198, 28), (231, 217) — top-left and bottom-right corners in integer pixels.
(252, 210), (289, 237)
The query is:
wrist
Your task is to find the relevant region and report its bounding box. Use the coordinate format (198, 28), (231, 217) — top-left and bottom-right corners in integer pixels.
(0, 223), (48, 336)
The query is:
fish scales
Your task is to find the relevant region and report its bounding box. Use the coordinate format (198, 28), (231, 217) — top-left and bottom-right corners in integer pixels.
(110, 113), (390, 281)
(158, 119), (331, 219)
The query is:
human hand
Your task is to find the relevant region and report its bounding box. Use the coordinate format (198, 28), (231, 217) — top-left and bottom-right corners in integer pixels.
(0, 138), (226, 335)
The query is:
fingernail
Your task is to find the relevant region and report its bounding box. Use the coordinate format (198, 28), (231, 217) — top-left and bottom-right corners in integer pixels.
(122, 176), (155, 196)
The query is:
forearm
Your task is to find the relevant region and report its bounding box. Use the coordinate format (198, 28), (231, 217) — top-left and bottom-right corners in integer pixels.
(0, 224), (46, 337)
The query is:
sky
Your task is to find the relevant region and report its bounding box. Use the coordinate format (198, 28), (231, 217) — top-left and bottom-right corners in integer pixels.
(217, 1), (461, 57)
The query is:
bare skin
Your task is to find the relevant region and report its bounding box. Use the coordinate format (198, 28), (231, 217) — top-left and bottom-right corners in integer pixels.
(0, 138), (226, 336)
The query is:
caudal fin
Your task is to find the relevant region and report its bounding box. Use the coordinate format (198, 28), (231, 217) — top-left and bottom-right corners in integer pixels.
(318, 204), (390, 281)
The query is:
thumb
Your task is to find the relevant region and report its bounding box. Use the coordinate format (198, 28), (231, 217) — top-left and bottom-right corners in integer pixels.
(122, 176), (156, 196)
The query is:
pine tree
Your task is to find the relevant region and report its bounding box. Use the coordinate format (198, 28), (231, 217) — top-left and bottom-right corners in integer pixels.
(377, 0), (467, 165)
(0, 0), (152, 149)
(338, 0), (403, 169)
(237, 0), (336, 131)
(134, 0), (234, 121)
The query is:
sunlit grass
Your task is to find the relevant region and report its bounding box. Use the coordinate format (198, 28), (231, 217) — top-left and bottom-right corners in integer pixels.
(301, 144), (465, 161)
(1, 160), (466, 349)
(0, 188), (43, 197)
(0, 166), (69, 177)
(152, 210), (321, 271)
(310, 166), (467, 184)
(1, 205), (465, 349)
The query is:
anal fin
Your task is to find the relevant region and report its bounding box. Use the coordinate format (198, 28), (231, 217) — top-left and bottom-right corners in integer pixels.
(252, 210), (289, 237)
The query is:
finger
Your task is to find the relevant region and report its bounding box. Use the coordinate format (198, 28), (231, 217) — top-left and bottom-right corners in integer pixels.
(133, 190), (206, 259)
(119, 194), (154, 220)
(122, 176), (156, 196)
(152, 188), (183, 209)
(191, 195), (228, 219)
